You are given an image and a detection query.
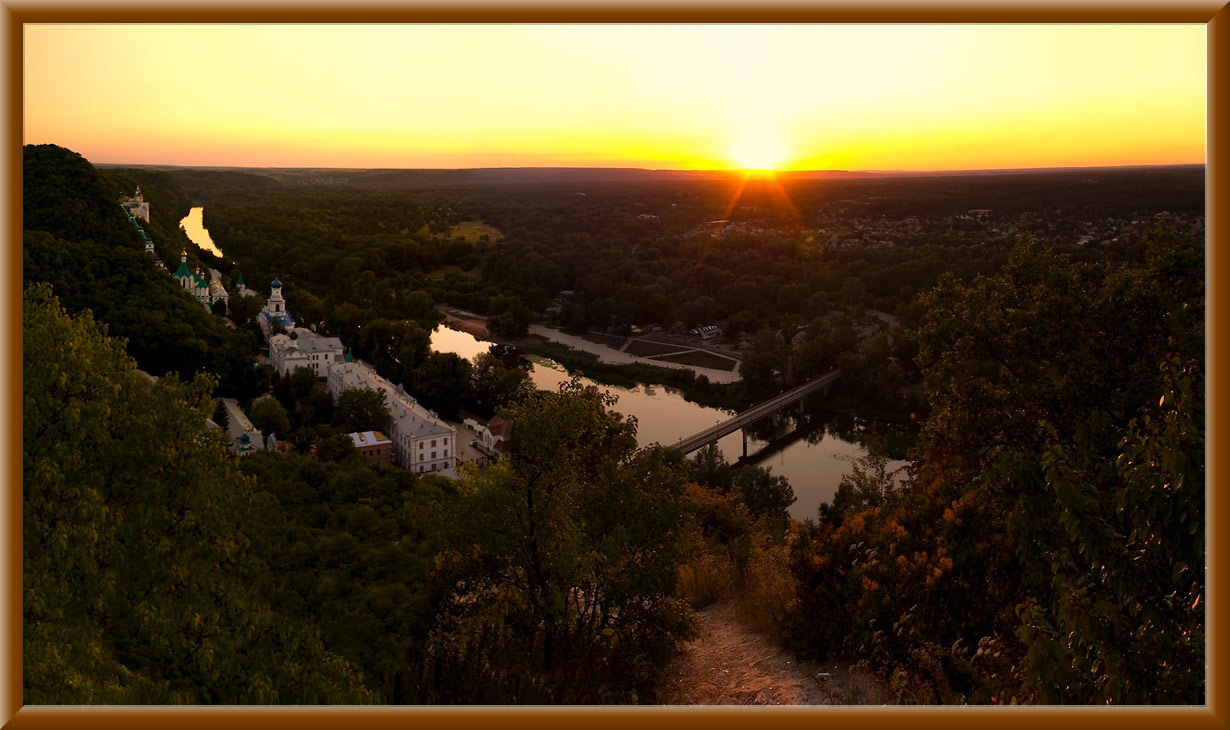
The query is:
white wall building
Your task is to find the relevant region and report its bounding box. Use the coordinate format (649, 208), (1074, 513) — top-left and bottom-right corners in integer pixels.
(326, 360), (457, 476)
(269, 327), (345, 378)
(120, 185), (150, 222)
(258, 278), (296, 339)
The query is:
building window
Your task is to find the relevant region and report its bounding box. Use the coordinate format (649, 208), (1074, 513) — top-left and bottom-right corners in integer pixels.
(431, 439), (437, 447)
(444, 449), (448, 457)
(431, 452), (436, 459)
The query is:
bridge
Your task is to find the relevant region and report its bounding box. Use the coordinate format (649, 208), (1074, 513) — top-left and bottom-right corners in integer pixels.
(667, 370), (841, 456)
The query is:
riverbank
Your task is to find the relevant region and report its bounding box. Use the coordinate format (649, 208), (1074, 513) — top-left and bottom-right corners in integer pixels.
(436, 308), (745, 409)
(529, 325), (742, 385)
(440, 309), (490, 339)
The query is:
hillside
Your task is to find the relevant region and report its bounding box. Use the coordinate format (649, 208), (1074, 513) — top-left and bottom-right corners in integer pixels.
(23, 144), (264, 398)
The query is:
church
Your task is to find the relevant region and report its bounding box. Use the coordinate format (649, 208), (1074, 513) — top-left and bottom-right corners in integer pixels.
(119, 185), (150, 222)
(258, 278), (296, 338)
(173, 249), (211, 307)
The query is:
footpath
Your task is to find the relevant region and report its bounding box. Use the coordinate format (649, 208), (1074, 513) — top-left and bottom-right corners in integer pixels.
(659, 601), (888, 705)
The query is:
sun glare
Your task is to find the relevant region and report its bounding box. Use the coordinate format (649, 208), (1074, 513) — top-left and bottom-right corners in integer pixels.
(728, 131), (789, 171)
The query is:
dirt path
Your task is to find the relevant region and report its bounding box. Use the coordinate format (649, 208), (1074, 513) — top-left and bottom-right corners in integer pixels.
(659, 601), (889, 706)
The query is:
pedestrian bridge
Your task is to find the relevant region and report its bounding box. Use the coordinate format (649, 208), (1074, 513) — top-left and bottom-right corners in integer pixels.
(667, 370), (841, 456)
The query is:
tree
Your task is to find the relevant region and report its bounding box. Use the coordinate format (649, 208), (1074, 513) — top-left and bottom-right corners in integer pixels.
(731, 465), (795, 523)
(334, 387), (392, 435)
(412, 351), (473, 421)
(786, 232), (1205, 703)
(23, 283), (373, 703)
(249, 396), (291, 448)
(486, 295), (532, 339)
(424, 380), (695, 702)
(817, 438), (901, 525)
(229, 293), (266, 325)
(212, 397), (230, 431)
(740, 328), (789, 397)
(687, 444), (732, 492)
(469, 352), (535, 417)
(315, 433), (359, 463)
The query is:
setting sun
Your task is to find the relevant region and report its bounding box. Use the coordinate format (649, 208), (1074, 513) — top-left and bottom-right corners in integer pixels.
(728, 131), (790, 171)
(21, 24), (1205, 170)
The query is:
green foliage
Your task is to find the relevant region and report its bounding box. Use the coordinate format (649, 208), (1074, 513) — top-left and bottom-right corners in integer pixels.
(687, 444), (733, 492)
(238, 452), (452, 702)
(423, 381), (696, 702)
(731, 466), (796, 524)
(412, 351), (473, 421)
(818, 438), (904, 526)
(22, 144), (263, 399)
(248, 397), (290, 448)
(785, 231), (1204, 704)
(333, 387), (392, 435)
(468, 351), (535, 417)
(23, 284), (373, 703)
(1016, 356), (1204, 703)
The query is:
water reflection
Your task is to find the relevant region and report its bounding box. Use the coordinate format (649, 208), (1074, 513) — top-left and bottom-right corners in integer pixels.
(179, 207), (223, 257)
(430, 324), (906, 520)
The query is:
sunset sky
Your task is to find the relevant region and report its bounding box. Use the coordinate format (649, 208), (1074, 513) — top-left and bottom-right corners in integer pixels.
(23, 24), (1206, 171)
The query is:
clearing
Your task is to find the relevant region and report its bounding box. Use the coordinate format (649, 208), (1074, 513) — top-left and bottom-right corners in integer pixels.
(448, 221), (502, 242)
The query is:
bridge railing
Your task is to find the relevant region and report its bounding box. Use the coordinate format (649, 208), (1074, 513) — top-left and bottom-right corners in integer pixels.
(667, 370), (840, 455)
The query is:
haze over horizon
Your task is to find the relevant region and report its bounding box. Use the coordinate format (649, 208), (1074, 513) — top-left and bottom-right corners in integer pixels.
(25, 24), (1206, 172)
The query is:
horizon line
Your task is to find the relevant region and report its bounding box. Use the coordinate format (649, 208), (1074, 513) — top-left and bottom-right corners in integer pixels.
(91, 161), (1207, 175)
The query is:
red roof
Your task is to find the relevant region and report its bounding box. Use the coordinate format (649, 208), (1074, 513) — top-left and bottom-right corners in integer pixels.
(487, 416), (513, 439)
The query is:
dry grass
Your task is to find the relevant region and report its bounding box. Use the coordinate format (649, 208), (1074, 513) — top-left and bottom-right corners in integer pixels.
(736, 543), (795, 640)
(448, 221), (502, 242)
(678, 554), (736, 609)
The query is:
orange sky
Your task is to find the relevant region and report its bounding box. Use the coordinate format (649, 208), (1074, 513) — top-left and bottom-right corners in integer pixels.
(23, 24), (1206, 171)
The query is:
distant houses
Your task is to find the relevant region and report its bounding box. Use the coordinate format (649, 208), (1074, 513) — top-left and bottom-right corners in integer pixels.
(115, 186), (467, 477)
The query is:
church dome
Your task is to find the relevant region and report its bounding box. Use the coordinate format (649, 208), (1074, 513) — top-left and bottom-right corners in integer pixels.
(270, 279), (282, 289)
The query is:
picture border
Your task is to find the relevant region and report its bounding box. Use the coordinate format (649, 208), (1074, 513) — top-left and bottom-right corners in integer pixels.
(4, 3), (1225, 728)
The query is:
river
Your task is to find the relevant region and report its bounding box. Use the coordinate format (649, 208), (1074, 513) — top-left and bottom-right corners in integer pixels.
(179, 206), (224, 257)
(431, 324), (906, 521)
(184, 204), (901, 518)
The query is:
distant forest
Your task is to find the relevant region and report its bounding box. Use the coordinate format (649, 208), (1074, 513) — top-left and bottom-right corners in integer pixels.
(25, 144), (1204, 704)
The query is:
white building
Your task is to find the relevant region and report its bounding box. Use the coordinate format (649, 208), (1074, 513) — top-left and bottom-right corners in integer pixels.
(326, 360), (457, 476)
(120, 185), (150, 222)
(258, 278), (296, 338)
(268, 327), (345, 378)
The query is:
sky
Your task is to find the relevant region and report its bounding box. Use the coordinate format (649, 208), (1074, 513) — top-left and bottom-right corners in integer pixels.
(23, 24), (1207, 171)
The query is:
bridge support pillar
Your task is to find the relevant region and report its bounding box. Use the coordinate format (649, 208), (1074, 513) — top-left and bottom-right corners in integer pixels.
(742, 428), (747, 458)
